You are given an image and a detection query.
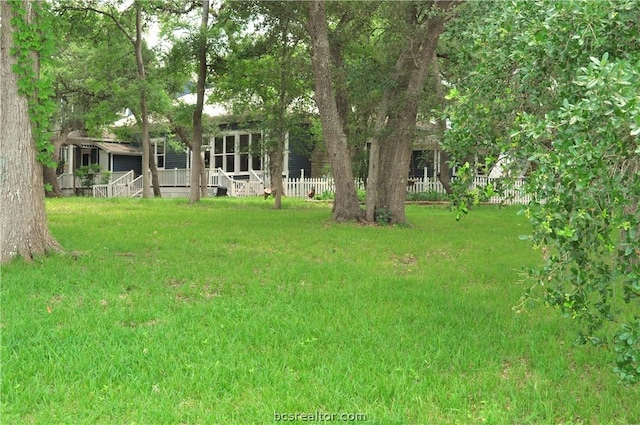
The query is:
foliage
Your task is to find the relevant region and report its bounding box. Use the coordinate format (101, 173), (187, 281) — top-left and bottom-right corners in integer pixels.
(49, 20), (136, 133)
(100, 170), (112, 185)
(8, 0), (57, 167)
(74, 164), (102, 187)
(374, 207), (392, 226)
(443, 0), (640, 382)
(210, 1), (315, 185)
(314, 190), (335, 201)
(406, 191), (450, 202)
(51, 2), (169, 138)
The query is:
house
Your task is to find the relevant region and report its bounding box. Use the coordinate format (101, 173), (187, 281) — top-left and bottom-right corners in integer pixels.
(57, 131), (145, 195)
(57, 122), (316, 197)
(57, 95), (448, 197)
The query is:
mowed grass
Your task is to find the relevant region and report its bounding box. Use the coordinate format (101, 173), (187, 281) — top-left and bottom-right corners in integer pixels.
(2, 197), (639, 424)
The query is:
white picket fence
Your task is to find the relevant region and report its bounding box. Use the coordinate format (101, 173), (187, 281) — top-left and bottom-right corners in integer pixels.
(404, 175), (531, 205)
(284, 175), (531, 204)
(68, 168), (531, 204)
(285, 177), (334, 198)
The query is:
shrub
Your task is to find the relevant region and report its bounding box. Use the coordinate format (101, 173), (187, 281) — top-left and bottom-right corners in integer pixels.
(74, 164), (102, 187)
(315, 190), (335, 201)
(375, 207), (392, 225)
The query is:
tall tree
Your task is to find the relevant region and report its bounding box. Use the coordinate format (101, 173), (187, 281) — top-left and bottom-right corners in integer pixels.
(307, 0), (363, 222)
(133, 0), (160, 198)
(1, 1), (61, 263)
(307, 0), (459, 224)
(370, 1), (458, 224)
(213, 1), (312, 209)
(46, 8), (137, 195)
(189, 0), (210, 203)
(60, 0), (162, 197)
(153, 0), (225, 202)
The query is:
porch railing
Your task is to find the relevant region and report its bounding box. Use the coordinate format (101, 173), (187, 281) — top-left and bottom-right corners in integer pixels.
(92, 170), (135, 198)
(129, 173), (144, 197)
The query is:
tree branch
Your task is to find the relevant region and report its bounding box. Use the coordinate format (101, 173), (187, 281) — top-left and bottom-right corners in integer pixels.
(58, 5), (136, 46)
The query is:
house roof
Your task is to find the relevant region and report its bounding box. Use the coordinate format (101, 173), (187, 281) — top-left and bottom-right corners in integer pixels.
(67, 129), (117, 141)
(111, 90), (233, 128)
(94, 142), (142, 156)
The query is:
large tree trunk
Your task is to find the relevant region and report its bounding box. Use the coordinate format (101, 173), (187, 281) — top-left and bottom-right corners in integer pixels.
(189, 142), (203, 204)
(377, 118), (415, 225)
(190, 0), (210, 204)
(308, 0), (363, 222)
(43, 165), (61, 198)
(375, 3), (451, 224)
(438, 149), (453, 194)
(1, 1), (61, 263)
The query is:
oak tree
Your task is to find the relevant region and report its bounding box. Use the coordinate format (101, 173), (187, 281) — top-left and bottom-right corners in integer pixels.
(1, 0), (61, 263)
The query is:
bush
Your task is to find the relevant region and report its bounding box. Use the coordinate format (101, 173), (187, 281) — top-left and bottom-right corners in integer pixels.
(375, 207), (392, 225)
(100, 171), (112, 184)
(315, 190), (335, 201)
(74, 164), (102, 187)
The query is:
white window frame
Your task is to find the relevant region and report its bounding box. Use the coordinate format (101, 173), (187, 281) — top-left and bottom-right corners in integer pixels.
(152, 138), (166, 169)
(211, 131), (263, 174)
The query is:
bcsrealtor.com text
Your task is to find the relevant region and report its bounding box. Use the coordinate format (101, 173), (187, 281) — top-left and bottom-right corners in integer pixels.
(274, 411), (368, 422)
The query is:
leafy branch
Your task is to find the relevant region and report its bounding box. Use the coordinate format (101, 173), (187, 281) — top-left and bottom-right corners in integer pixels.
(8, 0), (57, 167)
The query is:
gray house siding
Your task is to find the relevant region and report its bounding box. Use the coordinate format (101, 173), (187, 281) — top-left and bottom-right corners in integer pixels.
(288, 151), (311, 178)
(287, 124), (314, 178)
(113, 155), (142, 176)
(165, 149), (188, 169)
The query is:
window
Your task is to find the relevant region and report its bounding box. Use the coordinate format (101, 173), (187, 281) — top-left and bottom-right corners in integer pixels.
(239, 134), (250, 172)
(58, 146), (69, 174)
(251, 133), (262, 170)
(225, 135), (235, 153)
(225, 135), (235, 172)
(153, 139), (165, 169)
(211, 131), (263, 174)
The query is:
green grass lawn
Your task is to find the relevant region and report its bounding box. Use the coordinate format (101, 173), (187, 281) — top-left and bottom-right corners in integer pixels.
(2, 197), (639, 424)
